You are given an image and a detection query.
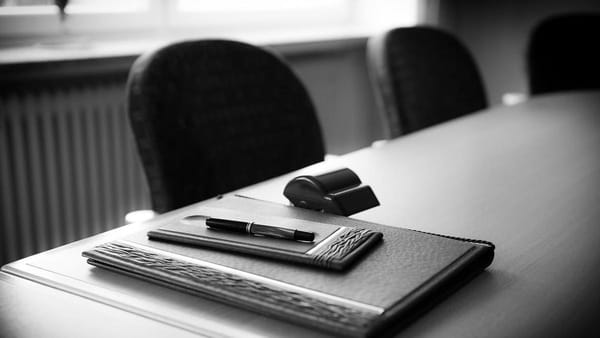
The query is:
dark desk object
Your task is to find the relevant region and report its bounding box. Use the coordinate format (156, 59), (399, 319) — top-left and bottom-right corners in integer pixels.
(367, 26), (487, 137)
(3, 91), (600, 337)
(283, 167), (380, 216)
(127, 39), (324, 213)
(527, 13), (600, 95)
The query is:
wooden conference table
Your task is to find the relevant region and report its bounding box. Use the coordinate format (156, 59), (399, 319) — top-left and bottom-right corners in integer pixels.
(2, 91), (600, 337)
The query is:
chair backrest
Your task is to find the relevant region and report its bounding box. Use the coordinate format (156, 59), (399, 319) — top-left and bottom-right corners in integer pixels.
(127, 39), (325, 213)
(367, 26), (487, 137)
(527, 13), (600, 95)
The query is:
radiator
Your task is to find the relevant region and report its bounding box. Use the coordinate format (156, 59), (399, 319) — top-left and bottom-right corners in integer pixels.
(0, 82), (151, 265)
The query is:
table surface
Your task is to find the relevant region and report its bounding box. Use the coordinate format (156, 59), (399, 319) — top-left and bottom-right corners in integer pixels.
(3, 90), (600, 337)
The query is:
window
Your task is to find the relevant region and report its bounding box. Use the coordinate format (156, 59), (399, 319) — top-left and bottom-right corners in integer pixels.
(0, 0), (421, 45)
(0, 0), (155, 40)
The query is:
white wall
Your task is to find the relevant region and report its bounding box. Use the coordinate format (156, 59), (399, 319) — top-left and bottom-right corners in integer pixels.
(438, 0), (600, 105)
(286, 45), (383, 155)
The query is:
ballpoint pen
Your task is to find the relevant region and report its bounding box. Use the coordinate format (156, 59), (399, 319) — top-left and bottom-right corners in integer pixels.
(184, 215), (315, 242)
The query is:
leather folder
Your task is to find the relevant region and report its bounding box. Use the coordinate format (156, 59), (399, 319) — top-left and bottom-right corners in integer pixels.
(147, 212), (382, 271)
(82, 195), (494, 337)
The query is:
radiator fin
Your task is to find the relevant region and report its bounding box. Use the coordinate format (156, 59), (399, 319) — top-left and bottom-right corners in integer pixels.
(0, 83), (151, 265)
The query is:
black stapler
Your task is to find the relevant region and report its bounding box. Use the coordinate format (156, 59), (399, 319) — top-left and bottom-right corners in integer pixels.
(283, 167), (380, 216)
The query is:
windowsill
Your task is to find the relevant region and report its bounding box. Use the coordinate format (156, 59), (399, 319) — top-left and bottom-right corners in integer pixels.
(0, 25), (376, 66)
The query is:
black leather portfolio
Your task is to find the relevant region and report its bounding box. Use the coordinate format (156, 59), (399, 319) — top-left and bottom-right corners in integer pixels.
(82, 195), (494, 337)
(147, 212), (382, 271)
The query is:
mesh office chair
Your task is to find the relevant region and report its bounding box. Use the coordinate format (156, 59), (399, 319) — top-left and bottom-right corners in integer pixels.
(127, 40), (325, 213)
(527, 13), (600, 95)
(367, 26), (488, 137)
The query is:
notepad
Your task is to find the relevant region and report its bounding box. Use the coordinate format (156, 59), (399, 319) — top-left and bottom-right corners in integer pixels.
(147, 210), (382, 270)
